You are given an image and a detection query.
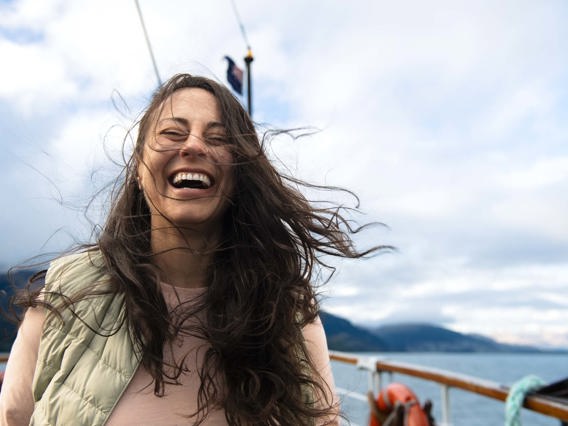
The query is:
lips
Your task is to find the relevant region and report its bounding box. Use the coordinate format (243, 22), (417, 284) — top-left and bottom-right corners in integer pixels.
(169, 170), (214, 190)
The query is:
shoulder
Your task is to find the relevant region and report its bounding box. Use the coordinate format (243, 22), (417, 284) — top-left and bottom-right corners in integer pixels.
(302, 315), (328, 348)
(40, 248), (124, 333)
(45, 249), (109, 294)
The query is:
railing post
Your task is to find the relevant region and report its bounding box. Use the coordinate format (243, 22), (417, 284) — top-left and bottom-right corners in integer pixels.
(357, 356), (380, 395)
(440, 384), (451, 426)
(374, 371), (381, 395)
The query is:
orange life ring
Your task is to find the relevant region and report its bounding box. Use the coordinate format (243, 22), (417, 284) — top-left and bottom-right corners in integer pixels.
(369, 383), (430, 426)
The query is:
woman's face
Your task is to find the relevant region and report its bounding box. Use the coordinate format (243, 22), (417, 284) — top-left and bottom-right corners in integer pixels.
(138, 88), (234, 236)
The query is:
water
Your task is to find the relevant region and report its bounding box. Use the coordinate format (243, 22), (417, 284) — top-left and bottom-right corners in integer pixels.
(331, 352), (567, 426)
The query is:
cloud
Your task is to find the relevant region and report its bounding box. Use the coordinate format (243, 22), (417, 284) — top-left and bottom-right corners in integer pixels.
(0, 0), (567, 347)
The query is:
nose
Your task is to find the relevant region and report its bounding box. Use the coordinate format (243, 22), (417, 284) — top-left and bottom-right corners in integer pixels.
(179, 133), (207, 158)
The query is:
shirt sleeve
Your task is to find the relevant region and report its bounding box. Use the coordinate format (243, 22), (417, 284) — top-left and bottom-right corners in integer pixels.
(302, 315), (340, 425)
(0, 306), (45, 426)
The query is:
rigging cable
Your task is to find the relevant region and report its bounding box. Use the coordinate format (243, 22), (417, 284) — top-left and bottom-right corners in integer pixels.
(134, 0), (162, 86)
(230, 0), (251, 50)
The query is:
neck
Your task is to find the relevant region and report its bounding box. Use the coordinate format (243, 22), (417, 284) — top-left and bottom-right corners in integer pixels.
(150, 226), (219, 288)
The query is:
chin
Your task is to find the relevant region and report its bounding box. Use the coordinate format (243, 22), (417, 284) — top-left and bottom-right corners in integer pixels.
(168, 211), (226, 233)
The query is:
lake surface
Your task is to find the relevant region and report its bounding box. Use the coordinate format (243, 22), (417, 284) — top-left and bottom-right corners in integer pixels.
(331, 352), (567, 426)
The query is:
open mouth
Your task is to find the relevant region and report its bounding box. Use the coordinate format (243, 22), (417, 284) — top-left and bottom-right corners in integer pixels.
(170, 171), (213, 190)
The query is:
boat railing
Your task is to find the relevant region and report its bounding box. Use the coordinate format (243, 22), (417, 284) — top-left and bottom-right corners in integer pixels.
(330, 351), (568, 426)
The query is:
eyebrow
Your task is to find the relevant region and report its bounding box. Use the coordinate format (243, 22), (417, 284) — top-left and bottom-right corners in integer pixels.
(158, 117), (226, 131)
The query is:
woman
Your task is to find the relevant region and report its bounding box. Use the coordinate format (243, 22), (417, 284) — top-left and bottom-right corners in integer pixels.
(0, 74), (382, 425)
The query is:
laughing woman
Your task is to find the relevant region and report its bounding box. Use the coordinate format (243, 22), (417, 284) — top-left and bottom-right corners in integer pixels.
(0, 74), (381, 425)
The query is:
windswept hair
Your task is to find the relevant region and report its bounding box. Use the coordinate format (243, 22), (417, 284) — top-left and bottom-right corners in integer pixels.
(17, 74), (389, 425)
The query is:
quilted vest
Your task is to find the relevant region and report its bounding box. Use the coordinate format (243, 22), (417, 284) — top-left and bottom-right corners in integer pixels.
(30, 250), (318, 425)
(30, 250), (141, 426)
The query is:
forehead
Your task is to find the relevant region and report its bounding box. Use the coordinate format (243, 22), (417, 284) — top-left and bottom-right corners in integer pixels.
(155, 87), (222, 124)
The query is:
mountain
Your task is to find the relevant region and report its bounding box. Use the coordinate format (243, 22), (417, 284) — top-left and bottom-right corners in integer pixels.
(320, 311), (388, 352)
(371, 323), (543, 353)
(321, 311), (553, 353)
(0, 270), (32, 352)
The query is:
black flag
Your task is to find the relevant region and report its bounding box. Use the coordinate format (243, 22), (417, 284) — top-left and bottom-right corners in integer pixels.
(224, 56), (243, 95)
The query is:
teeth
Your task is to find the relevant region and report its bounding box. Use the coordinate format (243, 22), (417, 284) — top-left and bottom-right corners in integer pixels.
(172, 172), (212, 188)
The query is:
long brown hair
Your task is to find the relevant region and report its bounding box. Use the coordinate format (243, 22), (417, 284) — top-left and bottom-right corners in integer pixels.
(20, 74), (388, 425)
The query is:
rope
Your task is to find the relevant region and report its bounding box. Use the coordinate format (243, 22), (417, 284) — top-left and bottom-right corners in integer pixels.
(383, 401), (418, 426)
(505, 375), (545, 426)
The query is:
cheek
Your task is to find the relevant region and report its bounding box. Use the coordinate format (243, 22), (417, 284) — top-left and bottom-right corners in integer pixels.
(137, 161), (152, 193)
(217, 150), (235, 193)
(221, 168), (234, 199)
(138, 148), (167, 189)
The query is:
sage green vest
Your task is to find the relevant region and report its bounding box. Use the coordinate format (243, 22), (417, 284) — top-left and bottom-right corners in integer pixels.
(30, 251), (317, 425)
(31, 251), (141, 426)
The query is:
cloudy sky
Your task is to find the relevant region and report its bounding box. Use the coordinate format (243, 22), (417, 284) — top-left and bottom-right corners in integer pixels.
(1, 0), (567, 348)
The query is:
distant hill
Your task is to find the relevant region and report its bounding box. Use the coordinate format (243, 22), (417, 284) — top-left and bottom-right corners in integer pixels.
(0, 275), (17, 352)
(320, 311), (388, 352)
(0, 270), (32, 352)
(321, 312), (554, 353)
(371, 323), (544, 353)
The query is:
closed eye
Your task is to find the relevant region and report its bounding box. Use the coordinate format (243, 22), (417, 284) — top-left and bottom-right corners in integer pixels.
(159, 130), (188, 141)
(206, 136), (228, 145)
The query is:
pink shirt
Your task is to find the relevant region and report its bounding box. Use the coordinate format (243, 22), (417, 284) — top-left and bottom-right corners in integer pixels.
(0, 283), (337, 425)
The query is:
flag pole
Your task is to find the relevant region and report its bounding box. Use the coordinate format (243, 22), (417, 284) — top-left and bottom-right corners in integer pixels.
(244, 48), (254, 117)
